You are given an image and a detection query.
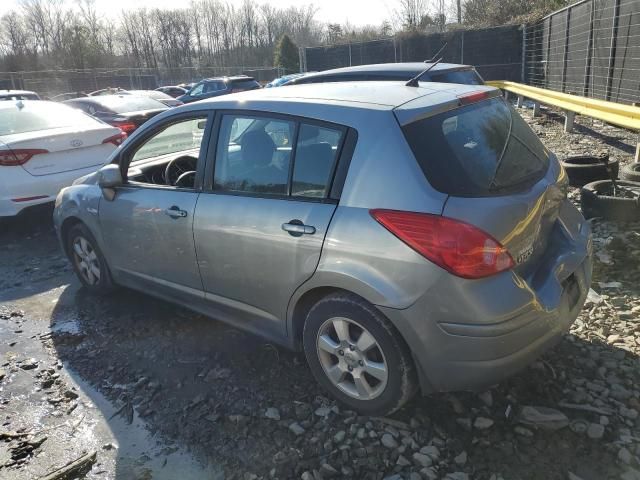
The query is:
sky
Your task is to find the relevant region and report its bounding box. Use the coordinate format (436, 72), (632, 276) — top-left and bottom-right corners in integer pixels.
(0, 0), (395, 27)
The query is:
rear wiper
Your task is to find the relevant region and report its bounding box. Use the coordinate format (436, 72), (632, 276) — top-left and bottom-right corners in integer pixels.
(405, 57), (443, 87)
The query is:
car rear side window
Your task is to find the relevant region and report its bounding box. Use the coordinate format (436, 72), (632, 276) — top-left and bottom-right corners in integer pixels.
(292, 124), (343, 198)
(231, 80), (260, 90)
(402, 97), (550, 196)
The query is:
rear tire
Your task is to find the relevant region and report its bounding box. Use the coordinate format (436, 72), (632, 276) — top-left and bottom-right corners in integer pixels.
(66, 223), (114, 294)
(303, 292), (417, 416)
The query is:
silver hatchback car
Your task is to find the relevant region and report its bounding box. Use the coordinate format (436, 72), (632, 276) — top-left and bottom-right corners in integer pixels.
(54, 82), (592, 415)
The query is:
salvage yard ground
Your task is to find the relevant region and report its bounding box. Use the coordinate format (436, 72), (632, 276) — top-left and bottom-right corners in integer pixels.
(1, 105), (640, 480)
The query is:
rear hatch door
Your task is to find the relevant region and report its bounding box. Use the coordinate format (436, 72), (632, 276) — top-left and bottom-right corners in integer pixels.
(398, 93), (566, 275)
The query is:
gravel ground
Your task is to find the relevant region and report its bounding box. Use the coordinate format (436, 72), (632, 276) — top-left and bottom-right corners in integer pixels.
(1, 106), (639, 480)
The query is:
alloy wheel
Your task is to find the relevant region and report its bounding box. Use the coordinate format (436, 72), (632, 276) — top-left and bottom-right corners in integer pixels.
(316, 317), (388, 400)
(72, 235), (101, 285)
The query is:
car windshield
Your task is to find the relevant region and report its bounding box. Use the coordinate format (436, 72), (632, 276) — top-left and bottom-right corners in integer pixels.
(402, 97), (550, 196)
(89, 96), (166, 114)
(0, 102), (99, 136)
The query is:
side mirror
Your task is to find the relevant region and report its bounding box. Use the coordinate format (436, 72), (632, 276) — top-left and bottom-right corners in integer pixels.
(96, 164), (122, 201)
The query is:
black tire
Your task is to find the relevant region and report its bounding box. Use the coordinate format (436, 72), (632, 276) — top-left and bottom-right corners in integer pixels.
(580, 180), (640, 222)
(621, 163), (640, 182)
(303, 292), (417, 416)
(561, 154), (619, 187)
(66, 223), (114, 294)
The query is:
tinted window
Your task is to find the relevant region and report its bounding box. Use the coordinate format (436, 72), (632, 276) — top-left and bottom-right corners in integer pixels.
(292, 124), (343, 198)
(0, 102), (100, 135)
(214, 115), (294, 195)
(402, 97), (550, 196)
(231, 80), (260, 90)
(427, 70), (483, 85)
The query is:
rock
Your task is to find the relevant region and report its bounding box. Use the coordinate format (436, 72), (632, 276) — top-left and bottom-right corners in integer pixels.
(569, 419), (589, 434)
(456, 418), (472, 431)
(455, 451), (468, 466)
(474, 417), (494, 430)
(320, 463), (339, 477)
(63, 389), (79, 400)
(419, 445), (440, 461)
(0, 369), (5, 381)
(619, 447), (633, 465)
(621, 468), (640, 480)
(444, 473), (469, 480)
(587, 423), (605, 439)
(381, 433), (399, 449)
(301, 471), (314, 480)
(396, 454), (411, 466)
(333, 430), (346, 443)
(412, 452), (433, 467)
(514, 426), (534, 437)
(314, 406), (332, 417)
(289, 422), (305, 436)
(478, 391), (493, 407)
(518, 406), (569, 430)
(568, 472), (585, 480)
(421, 467), (438, 480)
(19, 358), (38, 370)
(265, 407), (280, 421)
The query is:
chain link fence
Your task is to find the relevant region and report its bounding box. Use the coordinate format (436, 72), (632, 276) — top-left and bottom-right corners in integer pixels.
(0, 66), (284, 98)
(302, 25), (525, 83)
(525, 0), (639, 104)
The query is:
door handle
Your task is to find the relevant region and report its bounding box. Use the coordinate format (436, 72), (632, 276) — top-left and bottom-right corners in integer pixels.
(165, 205), (188, 218)
(282, 220), (316, 236)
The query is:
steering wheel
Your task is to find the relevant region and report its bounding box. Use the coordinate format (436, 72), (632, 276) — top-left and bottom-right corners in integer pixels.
(175, 171), (196, 188)
(165, 155), (197, 186)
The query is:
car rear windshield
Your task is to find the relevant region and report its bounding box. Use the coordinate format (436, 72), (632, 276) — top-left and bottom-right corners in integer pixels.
(230, 79), (260, 89)
(89, 96), (166, 114)
(425, 69), (483, 85)
(0, 102), (99, 136)
(402, 97), (550, 196)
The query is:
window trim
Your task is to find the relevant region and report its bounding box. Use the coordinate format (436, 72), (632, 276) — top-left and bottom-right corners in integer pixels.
(203, 109), (350, 203)
(113, 109), (215, 193)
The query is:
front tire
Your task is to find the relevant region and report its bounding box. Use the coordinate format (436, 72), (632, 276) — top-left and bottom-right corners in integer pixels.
(303, 292), (417, 416)
(66, 223), (114, 294)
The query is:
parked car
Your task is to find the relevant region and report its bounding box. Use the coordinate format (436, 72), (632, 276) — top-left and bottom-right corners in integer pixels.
(0, 100), (124, 217)
(178, 76), (261, 103)
(156, 86), (188, 98)
(51, 92), (90, 101)
(265, 73), (307, 88)
(0, 90), (41, 100)
(127, 90), (183, 107)
(54, 81), (592, 415)
(89, 88), (130, 96)
(283, 62), (484, 86)
(64, 95), (168, 134)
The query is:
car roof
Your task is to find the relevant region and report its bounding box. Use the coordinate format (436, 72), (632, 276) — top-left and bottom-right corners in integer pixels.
(312, 62), (471, 75)
(189, 80), (495, 110)
(204, 76), (255, 82)
(0, 89), (38, 96)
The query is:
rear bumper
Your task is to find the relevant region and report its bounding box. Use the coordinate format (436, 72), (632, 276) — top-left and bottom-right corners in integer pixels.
(379, 201), (592, 393)
(0, 165), (99, 217)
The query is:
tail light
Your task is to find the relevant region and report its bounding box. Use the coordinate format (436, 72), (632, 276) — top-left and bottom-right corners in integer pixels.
(102, 131), (128, 146)
(0, 149), (49, 166)
(111, 121), (136, 134)
(370, 209), (514, 279)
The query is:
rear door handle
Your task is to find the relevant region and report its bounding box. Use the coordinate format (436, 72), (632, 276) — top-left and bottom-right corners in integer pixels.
(282, 221), (316, 236)
(165, 205), (188, 218)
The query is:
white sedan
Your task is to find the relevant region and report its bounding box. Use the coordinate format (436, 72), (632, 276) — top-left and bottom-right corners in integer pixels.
(0, 100), (125, 217)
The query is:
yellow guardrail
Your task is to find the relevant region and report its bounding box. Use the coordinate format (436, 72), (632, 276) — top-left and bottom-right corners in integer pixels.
(486, 80), (640, 132)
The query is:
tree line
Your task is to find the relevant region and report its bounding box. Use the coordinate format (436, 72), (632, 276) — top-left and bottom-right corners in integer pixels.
(0, 0), (570, 74)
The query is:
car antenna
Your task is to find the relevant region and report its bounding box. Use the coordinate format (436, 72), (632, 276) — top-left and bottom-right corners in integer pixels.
(405, 57), (443, 87)
(425, 42), (447, 63)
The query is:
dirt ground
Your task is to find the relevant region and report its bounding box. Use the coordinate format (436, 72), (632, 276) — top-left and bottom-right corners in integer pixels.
(1, 106), (640, 480)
